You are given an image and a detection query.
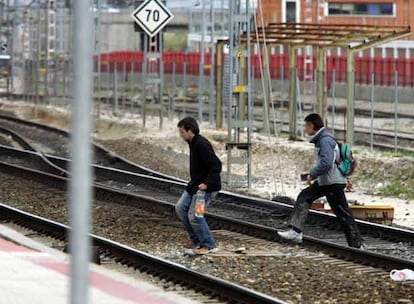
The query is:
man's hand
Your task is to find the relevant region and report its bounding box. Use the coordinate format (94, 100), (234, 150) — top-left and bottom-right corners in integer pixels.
(306, 175), (313, 185)
(346, 180), (353, 192)
(198, 183), (207, 191)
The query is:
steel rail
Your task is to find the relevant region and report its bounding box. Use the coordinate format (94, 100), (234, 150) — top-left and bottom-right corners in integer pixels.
(0, 203), (288, 304)
(0, 159), (413, 271)
(0, 114), (183, 182)
(1, 145), (413, 245)
(0, 127), (68, 176)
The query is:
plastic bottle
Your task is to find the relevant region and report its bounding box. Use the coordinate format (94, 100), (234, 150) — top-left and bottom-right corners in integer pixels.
(194, 190), (206, 218)
(390, 269), (414, 281)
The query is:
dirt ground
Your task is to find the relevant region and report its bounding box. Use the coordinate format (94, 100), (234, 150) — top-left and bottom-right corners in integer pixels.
(1, 99), (413, 228)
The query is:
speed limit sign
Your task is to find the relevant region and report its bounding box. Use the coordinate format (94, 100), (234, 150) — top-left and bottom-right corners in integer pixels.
(131, 0), (174, 37)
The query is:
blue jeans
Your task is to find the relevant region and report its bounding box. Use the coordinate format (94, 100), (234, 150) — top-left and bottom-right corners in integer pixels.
(175, 191), (217, 249)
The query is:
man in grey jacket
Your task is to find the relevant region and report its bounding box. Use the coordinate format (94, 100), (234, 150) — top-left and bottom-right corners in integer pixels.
(278, 113), (364, 248)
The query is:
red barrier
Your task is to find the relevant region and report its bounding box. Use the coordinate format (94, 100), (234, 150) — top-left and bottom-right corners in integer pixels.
(93, 51), (414, 87)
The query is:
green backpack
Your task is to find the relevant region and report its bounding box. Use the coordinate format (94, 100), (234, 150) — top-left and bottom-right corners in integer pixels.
(336, 141), (357, 176)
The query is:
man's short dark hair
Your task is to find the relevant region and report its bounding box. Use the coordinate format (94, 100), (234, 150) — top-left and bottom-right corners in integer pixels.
(304, 113), (324, 131)
(177, 117), (200, 135)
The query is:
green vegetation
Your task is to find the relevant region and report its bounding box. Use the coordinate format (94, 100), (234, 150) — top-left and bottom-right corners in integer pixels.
(351, 146), (414, 200)
(164, 33), (187, 51)
(353, 146), (414, 159)
(378, 168), (414, 199)
(376, 150), (414, 158)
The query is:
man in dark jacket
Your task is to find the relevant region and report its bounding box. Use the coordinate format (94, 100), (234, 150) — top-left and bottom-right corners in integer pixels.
(175, 117), (222, 254)
(278, 113), (364, 249)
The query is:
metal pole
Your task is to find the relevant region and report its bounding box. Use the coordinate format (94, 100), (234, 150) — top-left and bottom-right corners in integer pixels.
(131, 61), (135, 114)
(239, 42), (247, 121)
(209, 0), (215, 125)
(35, 0), (41, 106)
(227, 0), (234, 185)
(296, 69), (304, 138)
(142, 59), (146, 126)
(0, 3), (3, 47)
(331, 69), (336, 137)
(198, 0), (206, 122)
(288, 46), (297, 140)
(69, 0), (94, 303)
(221, 0), (224, 36)
(5, 0), (10, 96)
(394, 70), (399, 152)
(122, 61), (126, 110)
(316, 48), (326, 118)
(172, 62), (176, 93)
(263, 44), (271, 135)
(44, 0), (49, 104)
(159, 33), (164, 129)
(280, 63), (285, 100)
(113, 61), (118, 113)
(183, 60), (187, 98)
(9, 0), (16, 97)
(312, 68), (317, 113)
(370, 72), (374, 151)
(246, 0), (252, 189)
(215, 40), (223, 128)
(95, 0), (102, 118)
(68, 3), (74, 102)
(346, 51), (355, 146)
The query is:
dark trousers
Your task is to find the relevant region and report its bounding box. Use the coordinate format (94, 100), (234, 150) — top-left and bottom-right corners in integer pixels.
(288, 182), (363, 248)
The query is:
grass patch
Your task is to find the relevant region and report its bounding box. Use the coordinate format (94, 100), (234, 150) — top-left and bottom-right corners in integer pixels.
(376, 150), (414, 158)
(375, 149), (414, 158)
(378, 169), (414, 199)
(379, 182), (413, 199)
(352, 145), (414, 158)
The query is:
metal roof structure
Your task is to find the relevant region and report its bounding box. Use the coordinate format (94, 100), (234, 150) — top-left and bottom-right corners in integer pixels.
(250, 23), (411, 49)
(242, 23), (411, 143)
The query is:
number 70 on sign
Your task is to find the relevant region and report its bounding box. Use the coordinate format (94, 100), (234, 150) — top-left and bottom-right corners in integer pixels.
(145, 9), (160, 22)
(131, 0), (174, 37)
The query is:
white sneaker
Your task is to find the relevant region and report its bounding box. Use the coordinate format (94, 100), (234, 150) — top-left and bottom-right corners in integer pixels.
(277, 229), (303, 243)
(194, 247), (218, 255)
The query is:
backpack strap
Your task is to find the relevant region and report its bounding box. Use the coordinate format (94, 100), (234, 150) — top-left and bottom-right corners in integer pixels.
(320, 133), (342, 165)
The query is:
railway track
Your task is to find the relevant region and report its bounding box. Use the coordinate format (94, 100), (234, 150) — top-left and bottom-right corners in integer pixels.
(1, 116), (414, 264)
(0, 203), (286, 304)
(168, 103), (414, 151)
(0, 145), (414, 272)
(0, 114), (182, 181)
(3, 178), (413, 304)
(105, 98), (414, 152)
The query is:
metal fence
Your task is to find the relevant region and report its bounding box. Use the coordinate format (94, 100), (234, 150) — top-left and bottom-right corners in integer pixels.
(3, 0), (413, 152)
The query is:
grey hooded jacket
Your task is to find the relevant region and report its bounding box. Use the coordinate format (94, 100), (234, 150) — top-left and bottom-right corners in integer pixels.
(309, 127), (347, 186)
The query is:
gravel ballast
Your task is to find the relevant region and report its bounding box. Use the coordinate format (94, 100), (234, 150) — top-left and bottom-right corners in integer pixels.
(0, 172), (413, 304)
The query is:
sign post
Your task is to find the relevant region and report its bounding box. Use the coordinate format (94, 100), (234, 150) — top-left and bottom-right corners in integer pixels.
(131, 0), (173, 128)
(132, 0), (173, 38)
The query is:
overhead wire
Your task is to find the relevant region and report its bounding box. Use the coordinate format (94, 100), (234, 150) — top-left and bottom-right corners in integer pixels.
(255, 0), (286, 195)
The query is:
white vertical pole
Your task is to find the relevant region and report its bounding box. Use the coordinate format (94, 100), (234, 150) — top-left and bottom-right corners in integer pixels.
(114, 61), (118, 113)
(198, 0), (206, 122)
(96, 0), (102, 118)
(331, 69), (336, 137)
(209, 0), (215, 125)
(394, 70), (399, 152)
(370, 73), (374, 151)
(69, 0), (93, 303)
